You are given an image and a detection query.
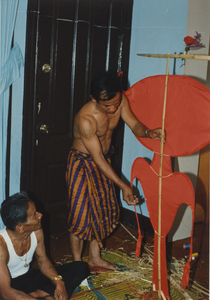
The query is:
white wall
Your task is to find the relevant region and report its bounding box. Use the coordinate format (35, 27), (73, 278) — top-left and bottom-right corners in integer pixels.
(170, 0), (210, 241)
(176, 0), (210, 187)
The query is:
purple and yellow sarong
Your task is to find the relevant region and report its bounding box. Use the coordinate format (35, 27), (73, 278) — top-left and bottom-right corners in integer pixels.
(65, 146), (120, 248)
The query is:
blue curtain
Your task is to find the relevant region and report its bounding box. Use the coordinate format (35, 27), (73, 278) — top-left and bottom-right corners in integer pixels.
(0, 0), (23, 229)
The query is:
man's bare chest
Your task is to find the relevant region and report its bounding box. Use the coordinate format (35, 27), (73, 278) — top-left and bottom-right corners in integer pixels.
(96, 112), (120, 137)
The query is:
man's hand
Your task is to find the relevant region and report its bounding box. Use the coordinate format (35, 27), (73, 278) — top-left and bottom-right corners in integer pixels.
(122, 185), (139, 205)
(147, 128), (166, 144)
(29, 290), (54, 299)
(54, 280), (68, 300)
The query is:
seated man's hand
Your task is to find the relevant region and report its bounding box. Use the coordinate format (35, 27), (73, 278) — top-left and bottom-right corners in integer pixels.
(29, 289), (54, 299)
(54, 280), (68, 300)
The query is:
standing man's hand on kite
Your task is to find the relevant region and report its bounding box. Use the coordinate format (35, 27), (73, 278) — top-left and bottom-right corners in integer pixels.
(146, 128), (166, 144)
(122, 185), (139, 205)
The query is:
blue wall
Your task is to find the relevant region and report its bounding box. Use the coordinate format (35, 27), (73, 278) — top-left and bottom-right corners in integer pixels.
(121, 0), (188, 216)
(9, 0), (27, 196)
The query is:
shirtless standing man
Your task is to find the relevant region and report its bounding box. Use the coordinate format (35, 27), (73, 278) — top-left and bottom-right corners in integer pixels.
(65, 71), (165, 271)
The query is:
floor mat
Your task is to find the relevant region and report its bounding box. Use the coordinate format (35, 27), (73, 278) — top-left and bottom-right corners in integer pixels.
(71, 250), (208, 300)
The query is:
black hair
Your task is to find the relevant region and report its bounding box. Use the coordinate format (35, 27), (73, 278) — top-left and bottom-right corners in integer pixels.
(90, 71), (122, 102)
(0, 192), (31, 231)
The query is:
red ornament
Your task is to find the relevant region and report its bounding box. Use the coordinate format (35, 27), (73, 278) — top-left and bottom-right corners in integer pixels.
(184, 36), (196, 45)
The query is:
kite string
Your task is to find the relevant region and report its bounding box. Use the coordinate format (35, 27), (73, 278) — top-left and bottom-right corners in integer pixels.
(150, 165), (173, 178)
(154, 230), (165, 238)
(153, 151), (170, 156)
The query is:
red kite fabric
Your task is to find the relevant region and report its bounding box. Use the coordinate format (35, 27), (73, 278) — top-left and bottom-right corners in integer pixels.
(124, 75), (210, 299)
(125, 75), (210, 156)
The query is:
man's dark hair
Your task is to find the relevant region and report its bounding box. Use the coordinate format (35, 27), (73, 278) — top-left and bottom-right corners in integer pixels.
(0, 192), (31, 231)
(90, 71), (122, 102)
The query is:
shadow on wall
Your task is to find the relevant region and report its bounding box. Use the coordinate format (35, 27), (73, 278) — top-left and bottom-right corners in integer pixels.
(167, 172), (207, 242)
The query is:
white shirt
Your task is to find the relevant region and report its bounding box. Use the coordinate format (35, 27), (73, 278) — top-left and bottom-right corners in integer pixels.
(0, 228), (37, 278)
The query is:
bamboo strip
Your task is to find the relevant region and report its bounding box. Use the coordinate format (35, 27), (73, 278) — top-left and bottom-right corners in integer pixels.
(169, 268), (209, 297)
(190, 282), (209, 293)
(119, 222), (138, 242)
(145, 245), (209, 297)
(157, 54), (170, 299)
(137, 53), (210, 61)
(120, 224), (209, 297)
(167, 275), (193, 299)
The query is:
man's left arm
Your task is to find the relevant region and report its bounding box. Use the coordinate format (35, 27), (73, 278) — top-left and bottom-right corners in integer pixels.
(35, 229), (68, 300)
(120, 94), (165, 142)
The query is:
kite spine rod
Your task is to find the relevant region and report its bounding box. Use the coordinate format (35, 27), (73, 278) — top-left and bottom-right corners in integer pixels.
(137, 53), (210, 61)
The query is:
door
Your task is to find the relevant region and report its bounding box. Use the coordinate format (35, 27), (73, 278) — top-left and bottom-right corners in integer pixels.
(21, 0), (133, 233)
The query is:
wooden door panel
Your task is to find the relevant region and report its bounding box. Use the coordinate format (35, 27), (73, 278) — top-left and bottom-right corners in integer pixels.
(22, 0), (133, 233)
(46, 164), (67, 204)
(73, 25), (91, 111)
(33, 2), (74, 232)
(109, 30), (122, 70)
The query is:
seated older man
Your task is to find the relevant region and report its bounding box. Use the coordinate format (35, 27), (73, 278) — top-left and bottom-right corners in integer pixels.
(0, 192), (89, 300)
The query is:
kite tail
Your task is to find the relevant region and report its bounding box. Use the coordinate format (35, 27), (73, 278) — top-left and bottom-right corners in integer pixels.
(182, 206), (194, 290)
(181, 230), (193, 290)
(134, 204), (142, 257)
(181, 260), (190, 290)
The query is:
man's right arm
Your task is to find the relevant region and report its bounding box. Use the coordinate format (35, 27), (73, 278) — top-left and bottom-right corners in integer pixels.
(78, 116), (138, 205)
(0, 240), (35, 300)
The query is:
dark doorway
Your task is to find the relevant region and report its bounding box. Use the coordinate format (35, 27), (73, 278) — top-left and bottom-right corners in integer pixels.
(21, 0), (133, 233)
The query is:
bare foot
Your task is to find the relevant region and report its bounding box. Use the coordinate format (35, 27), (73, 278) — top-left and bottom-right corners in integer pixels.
(88, 257), (118, 271)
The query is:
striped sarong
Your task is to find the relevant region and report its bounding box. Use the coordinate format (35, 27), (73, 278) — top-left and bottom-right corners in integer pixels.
(65, 146), (120, 248)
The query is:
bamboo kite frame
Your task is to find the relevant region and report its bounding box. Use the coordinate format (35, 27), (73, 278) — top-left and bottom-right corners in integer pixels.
(137, 52), (210, 299)
(138, 53), (210, 61)
(157, 54), (170, 298)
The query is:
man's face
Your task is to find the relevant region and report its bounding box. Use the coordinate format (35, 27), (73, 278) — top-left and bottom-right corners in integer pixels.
(98, 91), (122, 114)
(22, 201), (42, 232)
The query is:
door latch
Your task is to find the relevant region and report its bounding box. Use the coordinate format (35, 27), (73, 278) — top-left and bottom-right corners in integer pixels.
(40, 124), (49, 134)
